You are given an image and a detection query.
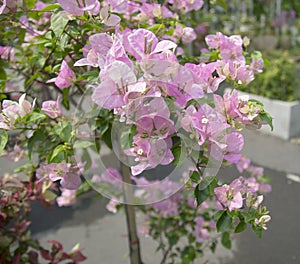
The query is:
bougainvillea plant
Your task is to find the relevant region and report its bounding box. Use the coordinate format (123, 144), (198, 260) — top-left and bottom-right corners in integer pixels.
(0, 1), (273, 263)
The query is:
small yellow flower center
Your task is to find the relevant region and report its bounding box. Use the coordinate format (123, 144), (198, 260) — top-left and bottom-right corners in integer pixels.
(137, 149), (143, 155)
(201, 117), (208, 124)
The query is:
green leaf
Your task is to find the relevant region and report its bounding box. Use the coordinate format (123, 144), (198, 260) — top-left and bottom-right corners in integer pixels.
(221, 232), (231, 249)
(251, 51), (263, 60)
(252, 224), (263, 238)
(190, 171), (200, 183)
(241, 212), (256, 222)
(194, 184), (210, 206)
(26, 112), (47, 124)
(0, 67), (7, 81)
(216, 0), (228, 11)
(0, 130), (8, 155)
(166, 233), (179, 247)
(0, 235), (13, 249)
(40, 3), (60, 12)
(25, 73), (39, 86)
(147, 24), (165, 34)
(216, 211), (232, 232)
(209, 178), (219, 196)
(98, 122), (109, 137)
(50, 11), (69, 38)
(235, 220), (247, 233)
(73, 140), (94, 149)
(76, 181), (91, 196)
(172, 144), (187, 167)
(210, 241), (217, 253)
(24, 0), (36, 9)
(120, 126), (135, 150)
(14, 163), (34, 174)
(198, 176), (216, 190)
(49, 144), (65, 162)
(213, 210), (224, 222)
(77, 70), (99, 82)
(102, 125), (112, 149)
(248, 99), (264, 106)
(60, 33), (69, 51)
(181, 246), (196, 263)
(62, 88), (70, 109)
(53, 121), (73, 142)
(42, 189), (57, 202)
(261, 112), (273, 131)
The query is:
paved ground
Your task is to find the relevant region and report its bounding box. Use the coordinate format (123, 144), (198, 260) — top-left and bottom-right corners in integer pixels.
(2, 129), (300, 264)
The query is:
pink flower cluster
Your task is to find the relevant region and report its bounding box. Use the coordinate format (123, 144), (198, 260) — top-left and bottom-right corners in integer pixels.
(41, 97), (62, 119)
(47, 60), (76, 89)
(0, 94), (35, 130)
(36, 161), (83, 190)
(57, 0), (203, 29)
(205, 32), (264, 85)
(75, 29), (268, 175)
(214, 162), (271, 212)
(214, 89), (267, 130)
(73, 28), (270, 176)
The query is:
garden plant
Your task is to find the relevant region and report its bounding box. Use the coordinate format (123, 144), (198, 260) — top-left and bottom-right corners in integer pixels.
(0, 1), (273, 263)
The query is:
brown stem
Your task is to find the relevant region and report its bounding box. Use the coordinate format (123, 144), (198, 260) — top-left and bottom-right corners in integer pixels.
(160, 245), (171, 264)
(120, 162), (143, 264)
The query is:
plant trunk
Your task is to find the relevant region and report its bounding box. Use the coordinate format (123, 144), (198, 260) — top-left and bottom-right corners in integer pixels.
(120, 162), (143, 264)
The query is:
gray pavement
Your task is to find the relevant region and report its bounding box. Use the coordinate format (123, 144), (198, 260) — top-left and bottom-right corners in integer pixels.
(2, 129), (300, 263)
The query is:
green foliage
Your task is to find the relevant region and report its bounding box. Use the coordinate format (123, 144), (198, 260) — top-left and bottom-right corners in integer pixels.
(171, 143), (187, 167)
(240, 51), (300, 101)
(73, 140), (95, 149)
(216, 211), (232, 232)
(190, 171), (200, 183)
(24, 0), (37, 9)
(221, 232), (231, 249)
(194, 183), (210, 206)
(120, 125), (136, 150)
(50, 10), (70, 38)
(234, 220), (247, 233)
(0, 130), (8, 154)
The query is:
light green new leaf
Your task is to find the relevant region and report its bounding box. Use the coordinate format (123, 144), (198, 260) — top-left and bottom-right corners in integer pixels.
(41, 3), (60, 12)
(261, 112), (274, 131)
(0, 130), (8, 155)
(49, 144), (65, 162)
(26, 113), (47, 124)
(50, 11), (69, 38)
(73, 140), (95, 149)
(24, 0), (36, 9)
(172, 144), (187, 167)
(53, 121), (73, 142)
(42, 189), (57, 202)
(120, 127), (134, 150)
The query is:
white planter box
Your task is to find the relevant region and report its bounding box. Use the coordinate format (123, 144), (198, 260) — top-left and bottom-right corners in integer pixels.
(225, 88), (300, 140)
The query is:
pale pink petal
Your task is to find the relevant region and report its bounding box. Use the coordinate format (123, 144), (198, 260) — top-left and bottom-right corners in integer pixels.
(152, 40), (177, 54)
(0, 0), (6, 14)
(127, 29), (158, 60)
(104, 14), (121, 26)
